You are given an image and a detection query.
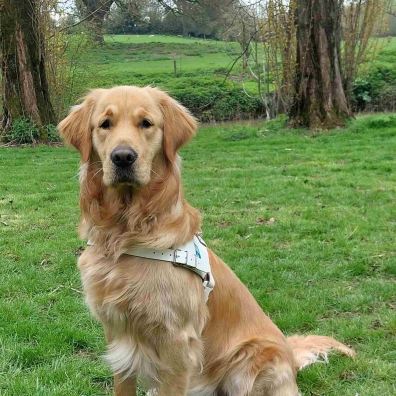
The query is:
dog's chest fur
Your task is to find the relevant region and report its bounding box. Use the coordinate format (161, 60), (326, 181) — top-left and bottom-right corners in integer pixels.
(78, 248), (208, 383)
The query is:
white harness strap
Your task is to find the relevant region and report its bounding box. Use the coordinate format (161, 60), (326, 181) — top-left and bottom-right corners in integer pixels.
(125, 235), (215, 301)
(88, 235), (215, 301)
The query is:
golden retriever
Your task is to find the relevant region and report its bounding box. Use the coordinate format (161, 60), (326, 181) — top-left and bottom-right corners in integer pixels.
(59, 86), (354, 396)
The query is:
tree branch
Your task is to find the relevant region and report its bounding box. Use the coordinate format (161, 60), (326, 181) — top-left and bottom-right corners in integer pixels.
(50, 0), (114, 38)
(222, 30), (257, 84)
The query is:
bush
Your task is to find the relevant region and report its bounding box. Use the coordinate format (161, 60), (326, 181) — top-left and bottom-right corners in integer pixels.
(352, 78), (374, 110)
(352, 66), (396, 112)
(3, 119), (61, 144)
(73, 67), (265, 123)
(5, 118), (40, 144)
(165, 77), (264, 122)
(45, 124), (62, 143)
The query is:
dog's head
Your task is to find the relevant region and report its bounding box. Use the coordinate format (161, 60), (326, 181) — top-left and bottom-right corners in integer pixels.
(58, 86), (197, 187)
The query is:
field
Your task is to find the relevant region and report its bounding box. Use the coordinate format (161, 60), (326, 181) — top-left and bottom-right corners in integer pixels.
(1, 115), (395, 395)
(60, 34), (396, 122)
(64, 34), (260, 123)
(75, 34), (239, 89)
(74, 34), (396, 90)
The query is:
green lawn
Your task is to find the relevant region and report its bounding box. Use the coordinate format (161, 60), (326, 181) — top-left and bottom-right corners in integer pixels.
(0, 115), (395, 395)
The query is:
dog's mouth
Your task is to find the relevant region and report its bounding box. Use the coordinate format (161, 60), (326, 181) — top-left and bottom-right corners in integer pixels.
(111, 167), (141, 187)
(105, 145), (143, 187)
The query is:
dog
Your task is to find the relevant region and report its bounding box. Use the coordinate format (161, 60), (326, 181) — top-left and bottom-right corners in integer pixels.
(59, 86), (354, 396)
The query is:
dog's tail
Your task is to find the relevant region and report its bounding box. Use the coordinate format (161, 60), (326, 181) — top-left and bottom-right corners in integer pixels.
(287, 335), (355, 370)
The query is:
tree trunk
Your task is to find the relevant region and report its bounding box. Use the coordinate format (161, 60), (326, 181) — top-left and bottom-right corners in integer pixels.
(240, 21), (249, 71)
(289, 0), (352, 129)
(1, 0), (55, 138)
(81, 0), (113, 45)
(90, 12), (106, 45)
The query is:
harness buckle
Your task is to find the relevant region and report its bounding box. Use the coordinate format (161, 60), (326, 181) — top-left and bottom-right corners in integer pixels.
(173, 249), (188, 265)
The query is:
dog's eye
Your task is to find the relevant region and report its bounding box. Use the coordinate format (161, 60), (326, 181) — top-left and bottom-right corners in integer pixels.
(100, 119), (111, 129)
(141, 119), (152, 129)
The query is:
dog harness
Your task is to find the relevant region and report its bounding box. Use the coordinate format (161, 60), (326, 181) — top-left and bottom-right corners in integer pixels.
(88, 235), (215, 301)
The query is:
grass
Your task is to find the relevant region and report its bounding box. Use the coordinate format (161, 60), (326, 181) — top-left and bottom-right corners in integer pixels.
(63, 34), (261, 122)
(71, 34), (396, 93)
(0, 114), (395, 395)
(62, 34), (396, 122)
(74, 34), (240, 93)
(370, 37), (396, 70)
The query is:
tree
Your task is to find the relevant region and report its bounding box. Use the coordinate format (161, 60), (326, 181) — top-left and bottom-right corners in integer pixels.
(224, 1), (296, 119)
(160, 0), (235, 38)
(1, 0), (55, 137)
(289, 0), (352, 129)
(342, 0), (392, 102)
(105, 0), (165, 35)
(77, 0), (114, 44)
(260, 0), (297, 116)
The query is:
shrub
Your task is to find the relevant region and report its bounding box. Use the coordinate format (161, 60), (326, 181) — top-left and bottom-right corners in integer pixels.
(5, 118), (40, 144)
(352, 78), (374, 110)
(45, 124), (62, 143)
(352, 66), (396, 112)
(73, 71), (265, 123)
(165, 77), (264, 122)
(3, 119), (61, 144)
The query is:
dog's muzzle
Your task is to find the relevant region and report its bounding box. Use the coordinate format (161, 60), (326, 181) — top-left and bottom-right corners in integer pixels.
(110, 145), (138, 184)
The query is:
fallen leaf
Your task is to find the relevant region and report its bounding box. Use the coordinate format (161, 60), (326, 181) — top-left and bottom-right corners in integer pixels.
(256, 217), (276, 225)
(218, 221), (231, 228)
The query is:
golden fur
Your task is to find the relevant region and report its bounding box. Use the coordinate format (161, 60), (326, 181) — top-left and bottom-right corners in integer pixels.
(59, 86), (355, 396)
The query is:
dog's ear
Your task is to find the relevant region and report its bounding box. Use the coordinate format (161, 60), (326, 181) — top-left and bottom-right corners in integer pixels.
(58, 91), (100, 162)
(158, 91), (197, 162)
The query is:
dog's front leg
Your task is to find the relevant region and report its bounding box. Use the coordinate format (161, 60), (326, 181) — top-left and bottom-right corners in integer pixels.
(157, 370), (190, 396)
(156, 333), (199, 396)
(104, 328), (137, 396)
(114, 375), (137, 396)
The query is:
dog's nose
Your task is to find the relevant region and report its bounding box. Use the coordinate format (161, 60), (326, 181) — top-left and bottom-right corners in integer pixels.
(111, 146), (138, 168)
